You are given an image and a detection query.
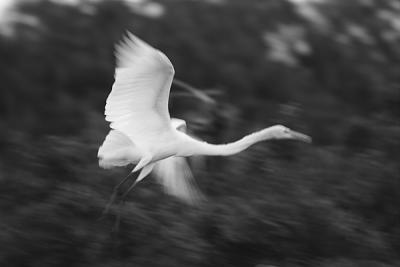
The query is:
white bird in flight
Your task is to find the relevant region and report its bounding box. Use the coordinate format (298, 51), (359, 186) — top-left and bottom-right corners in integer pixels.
(98, 32), (311, 208)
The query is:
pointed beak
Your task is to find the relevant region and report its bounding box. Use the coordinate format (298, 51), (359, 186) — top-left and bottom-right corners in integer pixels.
(289, 130), (312, 143)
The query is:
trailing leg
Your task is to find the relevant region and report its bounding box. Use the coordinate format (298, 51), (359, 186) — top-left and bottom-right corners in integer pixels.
(121, 163), (155, 201)
(101, 171), (134, 218)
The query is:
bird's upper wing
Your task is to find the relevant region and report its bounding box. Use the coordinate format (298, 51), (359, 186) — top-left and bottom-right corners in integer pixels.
(105, 32), (175, 145)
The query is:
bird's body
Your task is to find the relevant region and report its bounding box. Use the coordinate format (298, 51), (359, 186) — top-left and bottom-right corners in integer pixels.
(98, 32), (311, 204)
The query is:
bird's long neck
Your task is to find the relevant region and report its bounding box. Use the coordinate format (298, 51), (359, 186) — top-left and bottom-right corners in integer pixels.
(192, 128), (275, 156)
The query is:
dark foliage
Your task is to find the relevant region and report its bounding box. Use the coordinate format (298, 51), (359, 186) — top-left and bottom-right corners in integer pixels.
(0, 0), (399, 266)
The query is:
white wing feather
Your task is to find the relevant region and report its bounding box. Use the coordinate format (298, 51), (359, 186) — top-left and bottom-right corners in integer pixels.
(101, 33), (204, 204)
(99, 119), (204, 204)
(98, 130), (136, 169)
(152, 118), (205, 204)
(153, 155), (204, 205)
(105, 32), (175, 146)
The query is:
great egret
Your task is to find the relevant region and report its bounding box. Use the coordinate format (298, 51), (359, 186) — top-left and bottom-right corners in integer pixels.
(98, 32), (311, 207)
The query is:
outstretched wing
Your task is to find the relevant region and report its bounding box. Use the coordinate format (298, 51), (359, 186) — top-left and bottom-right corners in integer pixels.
(152, 118), (205, 205)
(104, 32), (175, 145)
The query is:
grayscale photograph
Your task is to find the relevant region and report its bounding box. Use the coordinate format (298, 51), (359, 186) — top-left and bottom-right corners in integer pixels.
(0, 0), (399, 266)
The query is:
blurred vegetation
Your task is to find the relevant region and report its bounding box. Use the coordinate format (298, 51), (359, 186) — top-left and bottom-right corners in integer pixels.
(0, 0), (399, 266)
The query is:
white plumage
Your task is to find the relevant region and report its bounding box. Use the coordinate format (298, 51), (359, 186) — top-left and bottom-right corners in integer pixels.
(98, 32), (312, 205)
(105, 33), (174, 151)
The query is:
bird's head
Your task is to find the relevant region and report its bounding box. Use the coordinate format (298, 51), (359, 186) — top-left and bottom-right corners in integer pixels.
(266, 125), (312, 143)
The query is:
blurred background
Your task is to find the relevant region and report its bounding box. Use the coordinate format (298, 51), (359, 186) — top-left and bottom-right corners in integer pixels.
(0, 0), (399, 266)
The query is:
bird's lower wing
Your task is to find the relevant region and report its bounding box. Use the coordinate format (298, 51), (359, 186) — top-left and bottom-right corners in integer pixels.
(98, 129), (140, 169)
(152, 156), (205, 205)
